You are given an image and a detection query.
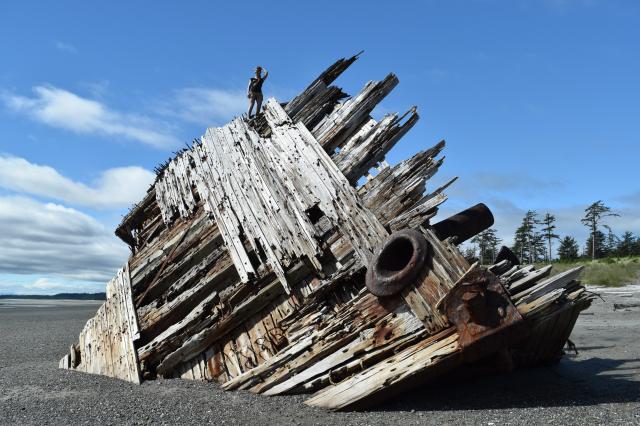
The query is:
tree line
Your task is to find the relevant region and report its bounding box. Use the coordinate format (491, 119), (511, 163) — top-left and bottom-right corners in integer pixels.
(465, 200), (640, 264)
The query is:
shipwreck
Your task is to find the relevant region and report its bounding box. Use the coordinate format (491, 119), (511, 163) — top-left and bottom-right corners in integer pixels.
(60, 53), (592, 410)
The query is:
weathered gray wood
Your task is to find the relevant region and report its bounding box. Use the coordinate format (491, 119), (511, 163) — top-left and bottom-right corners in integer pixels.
(154, 100), (389, 293)
(305, 330), (460, 410)
(62, 264), (141, 384)
(311, 74), (399, 152)
(262, 304), (424, 396)
(333, 107), (419, 184)
(285, 53), (360, 121)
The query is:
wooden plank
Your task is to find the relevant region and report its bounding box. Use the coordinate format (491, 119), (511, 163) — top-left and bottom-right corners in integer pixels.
(63, 265), (141, 383)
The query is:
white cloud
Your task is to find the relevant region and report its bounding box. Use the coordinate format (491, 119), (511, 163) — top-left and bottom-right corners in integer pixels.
(3, 85), (179, 148)
(0, 276), (105, 295)
(23, 277), (101, 292)
(0, 196), (129, 282)
(25, 277), (68, 290)
(0, 155), (155, 209)
(54, 41), (78, 54)
(79, 80), (110, 98)
(158, 87), (247, 126)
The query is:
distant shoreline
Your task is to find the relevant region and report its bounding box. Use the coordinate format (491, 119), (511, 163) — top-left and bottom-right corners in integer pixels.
(0, 293), (106, 301)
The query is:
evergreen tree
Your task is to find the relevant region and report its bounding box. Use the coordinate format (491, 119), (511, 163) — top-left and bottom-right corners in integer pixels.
(558, 236), (580, 261)
(584, 230), (607, 259)
(512, 225), (528, 262)
(462, 246), (478, 263)
(540, 212), (560, 261)
(616, 231), (637, 257)
(603, 225), (618, 256)
(471, 228), (501, 264)
(512, 210), (539, 264)
(581, 201), (619, 260)
(532, 232), (547, 263)
(486, 229), (502, 263)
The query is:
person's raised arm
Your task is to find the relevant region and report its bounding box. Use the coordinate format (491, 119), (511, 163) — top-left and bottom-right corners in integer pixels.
(262, 68), (269, 80)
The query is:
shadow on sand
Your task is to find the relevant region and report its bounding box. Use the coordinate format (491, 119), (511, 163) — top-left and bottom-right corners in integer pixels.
(375, 356), (640, 412)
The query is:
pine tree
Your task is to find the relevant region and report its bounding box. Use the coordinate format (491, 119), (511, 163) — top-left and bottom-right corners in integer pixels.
(532, 233), (547, 263)
(584, 230), (607, 259)
(470, 228), (501, 265)
(616, 231), (636, 257)
(634, 236), (640, 256)
(486, 229), (502, 263)
(603, 225), (618, 256)
(540, 212), (560, 261)
(558, 236), (579, 261)
(511, 210), (539, 264)
(512, 225), (528, 261)
(462, 246), (478, 263)
(581, 201), (619, 260)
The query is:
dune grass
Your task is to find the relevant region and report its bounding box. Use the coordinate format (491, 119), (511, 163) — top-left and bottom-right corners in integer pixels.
(537, 256), (640, 287)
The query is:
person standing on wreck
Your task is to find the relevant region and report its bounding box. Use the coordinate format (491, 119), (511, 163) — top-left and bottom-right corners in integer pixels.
(247, 66), (268, 118)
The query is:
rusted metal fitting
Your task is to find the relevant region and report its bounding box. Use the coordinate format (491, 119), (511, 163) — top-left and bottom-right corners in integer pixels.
(431, 203), (494, 244)
(365, 229), (429, 297)
(438, 266), (526, 354)
(494, 245), (521, 266)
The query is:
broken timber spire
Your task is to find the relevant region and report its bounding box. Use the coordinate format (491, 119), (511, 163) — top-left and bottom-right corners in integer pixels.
(60, 53), (593, 411)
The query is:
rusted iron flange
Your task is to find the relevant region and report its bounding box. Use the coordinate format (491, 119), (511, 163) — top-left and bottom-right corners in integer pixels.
(438, 265), (528, 360)
(365, 229), (429, 297)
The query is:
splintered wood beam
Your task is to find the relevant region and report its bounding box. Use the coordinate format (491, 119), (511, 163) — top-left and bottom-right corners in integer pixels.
(508, 265), (553, 294)
(222, 288), (403, 392)
(63, 264), (141, 384)
(360, 141), (447, 225)
(285, 53), (361, 119)
(312, 74), (399, 153)
(512, 266), (584, 303)
(304, 329), (460, 410)
(115, 188), (157, 250)
(334, 107), (419, 185)
(156, 277), (287, 376)
(291, 86), (348, 131)
(154, 100), (388, 292)
(262, 304), (424, 396)
(155, 261), (312, 376)
(387, 192), (447, 231)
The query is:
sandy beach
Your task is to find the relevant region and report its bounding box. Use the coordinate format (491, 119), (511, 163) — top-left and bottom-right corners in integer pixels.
(1, 288), (638, 425)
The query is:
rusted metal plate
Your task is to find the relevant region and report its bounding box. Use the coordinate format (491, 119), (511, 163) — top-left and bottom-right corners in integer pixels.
(438, 265), (527, 357)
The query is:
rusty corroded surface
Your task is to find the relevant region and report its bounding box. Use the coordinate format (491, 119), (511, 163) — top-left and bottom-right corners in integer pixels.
(439, 265), (526, 355)
(365, 229), (429, 297)
(432, 203), (494, 244)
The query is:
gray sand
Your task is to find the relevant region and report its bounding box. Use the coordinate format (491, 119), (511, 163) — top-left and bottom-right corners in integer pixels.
(1, 288), (639, 425)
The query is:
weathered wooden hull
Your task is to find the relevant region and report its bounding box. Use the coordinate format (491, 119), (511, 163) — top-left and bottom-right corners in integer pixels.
(60, 54), (592, 410)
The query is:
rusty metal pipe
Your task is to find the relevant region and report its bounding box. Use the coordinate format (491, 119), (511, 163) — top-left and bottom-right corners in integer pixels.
(365, 229), (429, 297)
(431, 203), (494, 244)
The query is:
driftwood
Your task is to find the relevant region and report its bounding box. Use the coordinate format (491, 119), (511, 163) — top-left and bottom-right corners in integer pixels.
(60, 54), (593, 410)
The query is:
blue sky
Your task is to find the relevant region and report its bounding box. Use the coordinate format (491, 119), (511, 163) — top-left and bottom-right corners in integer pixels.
(0, 0), (638, 294)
